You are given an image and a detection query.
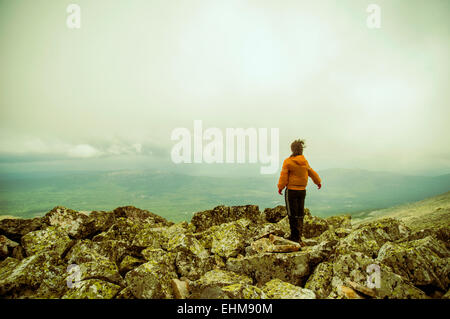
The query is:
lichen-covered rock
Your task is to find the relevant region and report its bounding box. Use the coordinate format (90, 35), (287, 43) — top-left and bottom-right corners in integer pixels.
(167, 233), (209, 258)
(221, 283), (267, 299)
(141, 248), (177, 274)
(174, 250), (216, 281)
(65, 239), (106, 264)
(317, 229), (340, 242)
(304, 239), (338, 265)
(325, 215), (352, 230)
(62, 279), (120, 299)
(330, 252), (427, 299)
(0, 252), (67, 298)
(262, 279), (316, 299)
(305, 261), (334, 299)
(189, 269), (253, 298)
(377, 236), (450, 291)
(119, 255), (145, 275)
(226, 251), (311, 286)
(264, 206), (287, 223)
(42, 206), (89, 238)
(0, 217), (44, 242)
(125, 260), (177, 299)
(63, 239), (123, 285)
(75, 259), (123, 285)
(209, 219), (251, 258)
(21, 226), (72, 257)
(335, 218), (411, 258)
(92, 217), (145, 244)
(115, 287), (135, 299)
(132, 226), (166, 249)
(251, 217), (291, 241)
(112, 206), (173, 227)
(191, 205), (264, 232)
(78, 210), (115, 239)
(0, 235), (19, 260)
(303, 213), (329, 238)
(172, 278), (189, 299)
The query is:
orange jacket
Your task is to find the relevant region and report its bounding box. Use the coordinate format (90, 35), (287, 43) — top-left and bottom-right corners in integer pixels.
(277, 155), (321, 190)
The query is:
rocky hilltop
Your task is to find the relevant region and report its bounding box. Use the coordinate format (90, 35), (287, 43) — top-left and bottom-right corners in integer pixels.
(0, 204), (449, 299)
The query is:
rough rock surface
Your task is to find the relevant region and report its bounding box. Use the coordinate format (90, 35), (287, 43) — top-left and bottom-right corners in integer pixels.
(262, 279), (316, 299)
(0, 203), (448, 299)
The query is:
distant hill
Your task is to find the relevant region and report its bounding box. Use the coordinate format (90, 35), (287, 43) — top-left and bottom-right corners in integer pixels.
(352, 191), (450, 230)
(0, 168), (449, 221)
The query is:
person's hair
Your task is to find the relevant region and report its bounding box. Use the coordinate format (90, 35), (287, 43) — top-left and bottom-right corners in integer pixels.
(290, 139), (305, 157)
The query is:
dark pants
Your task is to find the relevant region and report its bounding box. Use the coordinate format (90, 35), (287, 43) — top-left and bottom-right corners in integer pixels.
(284, 189), (306, 241)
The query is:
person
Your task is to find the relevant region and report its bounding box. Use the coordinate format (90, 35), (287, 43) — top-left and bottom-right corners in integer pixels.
(277, 139), (322, 245)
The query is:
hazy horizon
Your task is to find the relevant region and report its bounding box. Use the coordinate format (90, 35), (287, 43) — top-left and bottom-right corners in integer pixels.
(1, 0), (449, 177)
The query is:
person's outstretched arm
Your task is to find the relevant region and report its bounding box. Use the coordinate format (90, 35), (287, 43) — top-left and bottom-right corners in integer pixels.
(277, 159), (289, 194)
(307, 163), (322, 189)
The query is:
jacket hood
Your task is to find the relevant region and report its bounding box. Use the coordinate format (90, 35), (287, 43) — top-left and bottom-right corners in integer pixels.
(290, 155), (307, 166)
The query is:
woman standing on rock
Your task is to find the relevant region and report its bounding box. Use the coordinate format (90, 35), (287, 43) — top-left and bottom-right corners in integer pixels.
(277, 139), (322, 245)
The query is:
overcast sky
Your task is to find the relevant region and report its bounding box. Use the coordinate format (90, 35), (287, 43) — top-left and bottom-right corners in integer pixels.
(0, 0), (449, 176)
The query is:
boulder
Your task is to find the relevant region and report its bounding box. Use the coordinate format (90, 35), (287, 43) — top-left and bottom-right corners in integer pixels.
(64, 240), (124, 285)
(330, 251), (427, 299)
(76, 210), (115, 239)
(220, 283), (267, 299)
(226, 251), (311, 286)
(303, 213), (329, 238)
(115, 287), (135, 299)
(62, 279), (120, 299)
(325, 215), (352, 230)
(264, 206), (287, 223)
(335, 218), (411, 258)
(21, 226), (72, 257)
(201, 219), (252, 258)
(112, 206), (173, 226)
(189, 269), (253, 298)
(42, 206), (89, 238)
(92, 217), (146, 244)
(262, 279), (316, 299)
(74, 259), (123, 285)
(171, 279), (189, 299)
(119, 255), (145, 275)
(125, 260), (177, 299)
(0, 235), (19, 260)
(0, 252), (67, 298)
(377, 236), (450, 291)
(0, 217), (44, 242)
(250, 217), (291, 241)
(303, 239), (338, 265)
(174, 250), (216, 281)
(305, 261), (334, 299)
(191, 205), (264, 232)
